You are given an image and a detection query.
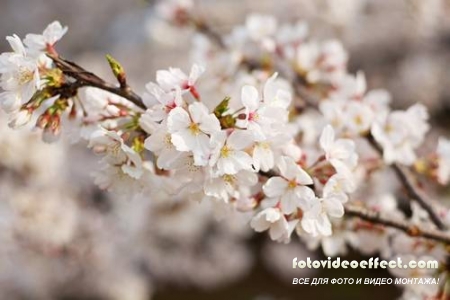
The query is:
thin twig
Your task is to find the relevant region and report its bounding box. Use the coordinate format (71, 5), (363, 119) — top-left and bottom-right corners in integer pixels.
(49, 55), (146, 110)
(345, 204), (450, 244)
(366, 135), (446, 230)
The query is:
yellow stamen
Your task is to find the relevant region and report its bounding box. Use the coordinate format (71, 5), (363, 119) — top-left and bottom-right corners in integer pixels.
(220, 145), (232, 158)
(189, 122), (200, 135)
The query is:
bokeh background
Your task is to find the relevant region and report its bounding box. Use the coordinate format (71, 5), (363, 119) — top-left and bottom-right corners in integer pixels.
(0, 0), (449, 299)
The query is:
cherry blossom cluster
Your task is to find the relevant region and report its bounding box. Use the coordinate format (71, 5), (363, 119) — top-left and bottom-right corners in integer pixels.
(2, 5), (450, 299)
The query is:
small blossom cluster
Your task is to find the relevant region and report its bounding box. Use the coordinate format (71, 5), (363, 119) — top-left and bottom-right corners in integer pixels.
(0, 21), (67, 136)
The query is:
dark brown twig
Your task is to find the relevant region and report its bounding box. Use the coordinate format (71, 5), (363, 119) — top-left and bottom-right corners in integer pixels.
(366, 134), (446, 230)
(49, 55), (146, 110)
(345, 204), (450, 244)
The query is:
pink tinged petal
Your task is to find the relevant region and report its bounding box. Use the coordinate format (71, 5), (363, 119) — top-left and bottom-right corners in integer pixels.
(167, 107), (190, 132)
(263, 177), (288, 198)
(188, 101), (209, 124)
(294, 166), (313, 185)
(230, 151), (253, 172)
(253, 144), (274, 172)
(121, 164), (143, 179)
(331, 139), (355, 160)
(157, 148), (184, 170)
(280, 190), (299, 214)
(144, 129), (166, 153)
(316, 214), (333, 236)
(262, 73), (277, 104)
(204, 177), (229, 201)
(264, 208), (282, 223)
(251, 214), (271, 232)
(280, 156), (312, 184)
(251, 208), (280, 232)
(170, 129), (192, 152)
(6, 35), (26, 56)
(199, 113), (220, 135)
(284, 220), (299, 242)
(188, 64), (205, 86)
(269, 218), (289, 241)
(320, 125), (335, 152)
(277, 155), (291, 178)
(295, 186), (316, 208)
(383, 146), (397, 165)
(192, 132), (211, 154)
(144, 82), (165, 105)
(44, 21), (68, 44)
(322, 237), (346, 257)
(241, 85), (259, 112)
(173, 86), (183, 106)
(272, 89), (292, 109)
(227, 130), (253, 150)
(324, 198), (344, 218)
(236, 171), (258, 186)
(396, 145), (416, 166)
(247, 122), (266, 141)
(301, 217), (318, 237)
(218, 156), (238, 175)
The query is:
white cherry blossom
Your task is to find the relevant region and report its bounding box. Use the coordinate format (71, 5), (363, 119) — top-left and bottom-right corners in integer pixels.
(0, 35), (40, 113)
(371, 103), (429, 166)
(156, 64), (204, 98)
(209, 130), (253, 175)
(250, 207), (298, 243)
(23, 21), (68, 55)
(319, 124), (358, 172)
(167, 101), (220, 165)
(263, 156), (315, 214)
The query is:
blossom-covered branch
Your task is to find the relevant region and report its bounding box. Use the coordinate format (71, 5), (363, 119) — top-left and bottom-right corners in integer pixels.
(187, 11), (447, 232)
(2, 4), (450, 299)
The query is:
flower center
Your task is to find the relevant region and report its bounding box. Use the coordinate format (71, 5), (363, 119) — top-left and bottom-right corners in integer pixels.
(220, 145), (232, 158)
(189, 122), (200, 135)
(223, 174), (235, 185)
(287, 180), (297, 189)
(257, 142), (270, 150)
(164, 134), (173, 148)
(249, 112), (259, 121)
(354, 115), (363, 126)
(17, 67), (34, 85)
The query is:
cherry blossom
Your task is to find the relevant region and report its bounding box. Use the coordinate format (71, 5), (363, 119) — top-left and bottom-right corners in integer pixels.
(167, 101), (220, 165)
(371, 103), (429, 166)
(250, 207), (298, 243)
(263, 156), (315, 214)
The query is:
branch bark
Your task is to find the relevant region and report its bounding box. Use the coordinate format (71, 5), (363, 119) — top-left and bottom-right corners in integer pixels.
(49, 55), (146, 110)
(345, 204), (450, 244)
(366, 135), (446, 230)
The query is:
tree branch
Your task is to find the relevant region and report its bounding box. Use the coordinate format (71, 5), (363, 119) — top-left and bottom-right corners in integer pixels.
(49, 55), (146, 110)
(366, 134), (446, 230)
(344, 204), (450, 244)
(193, 19), (447, 231)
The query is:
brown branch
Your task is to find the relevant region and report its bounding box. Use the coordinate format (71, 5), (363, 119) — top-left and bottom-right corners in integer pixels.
(48, 55), (146, 110)
(366, 134), (446, 230)
(193, 20), (226, 49)
(345, 204), (450, 244)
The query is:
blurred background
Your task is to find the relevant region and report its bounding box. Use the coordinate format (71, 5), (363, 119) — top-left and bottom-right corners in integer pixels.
(0, 0), (449, 299)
